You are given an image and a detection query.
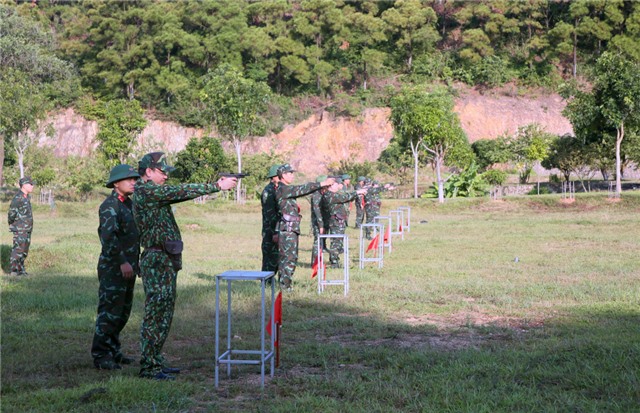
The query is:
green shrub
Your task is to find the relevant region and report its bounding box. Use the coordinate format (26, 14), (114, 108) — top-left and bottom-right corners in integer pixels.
(482, 169), (507, 186)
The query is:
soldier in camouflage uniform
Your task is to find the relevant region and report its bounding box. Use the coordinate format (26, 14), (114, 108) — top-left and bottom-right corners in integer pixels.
(310, 175), (329, 266)
(322, 179), (367, 267)
(133, 152), (237, 380)
(275, 164), (334, 290)
(364, 181), (394, 239)
(340, 174), (353, 227)
(7, 176), (34, 276)
(261, 164), (281, 273)
(354, 176), (366, 229)
(92, 164), (141, 370)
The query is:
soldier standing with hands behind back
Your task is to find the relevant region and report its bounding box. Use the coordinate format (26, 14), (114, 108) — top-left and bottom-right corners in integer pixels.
(133, 152), (237, 380)
(92, 165), (140, 370)
(8, 176), (34, 276)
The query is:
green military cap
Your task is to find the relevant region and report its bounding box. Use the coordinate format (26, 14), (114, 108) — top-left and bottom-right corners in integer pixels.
(334, 177), (343, 184)
(139, 152), (175, 174)
(267, 164), (281, 178)
(106, 164), (140, 188)
(278, 163), (295, 174)
(316, 174), (328, 183)
(341, 174), (351, 180)
(19, 176), (34, 186)
(357, 176), (366, 182)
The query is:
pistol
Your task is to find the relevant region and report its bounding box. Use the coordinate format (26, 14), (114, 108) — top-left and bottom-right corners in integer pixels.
(219, 172), (250, 179)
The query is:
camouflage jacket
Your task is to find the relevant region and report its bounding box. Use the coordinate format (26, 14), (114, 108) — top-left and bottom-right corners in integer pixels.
(310, 190), (326, 230)
(98, 191), (140, 272)
(322, 191), (357, 224)
(275, 182), (321, 234)
(8, 191), (33, 232)
(133, 179), (220, 248)
(355, 182), (366, 208)
(261, 181), (279, 236)
(364, 185), (385, 206)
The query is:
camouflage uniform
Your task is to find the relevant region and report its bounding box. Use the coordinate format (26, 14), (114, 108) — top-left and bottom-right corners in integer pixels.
(354, 180), (366, 229)
(341, 181), (354, 227)
(276, 181), (322, 289)
(364, 184), (385, 239)
(322, 190), (358, 266)
(134, 179), (222, 377)
(261, 181), (279, 272)
(8, 190), (33, 275)
(92, 191), (140, 366)
(309, 189), (327, 265)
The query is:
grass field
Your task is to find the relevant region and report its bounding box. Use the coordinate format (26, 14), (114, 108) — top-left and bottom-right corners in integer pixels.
(1, 193), (639, 412)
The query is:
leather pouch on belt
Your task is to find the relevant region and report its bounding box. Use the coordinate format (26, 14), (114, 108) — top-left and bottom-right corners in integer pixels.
(164, 240), (184, 271)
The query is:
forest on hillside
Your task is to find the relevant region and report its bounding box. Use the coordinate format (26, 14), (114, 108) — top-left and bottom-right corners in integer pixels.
(2, 0), (640, 200)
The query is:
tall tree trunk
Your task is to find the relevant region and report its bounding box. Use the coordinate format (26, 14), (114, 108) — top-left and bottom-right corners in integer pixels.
(363, 61), (368, 91)
(615, 123), (624, 196)
(435, 154), (444, 204)
(410, 140), (419, 198)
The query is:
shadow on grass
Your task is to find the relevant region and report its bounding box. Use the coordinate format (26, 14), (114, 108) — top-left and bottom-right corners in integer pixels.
(1, 244), (11, 273)
(2, 274), (639, 412)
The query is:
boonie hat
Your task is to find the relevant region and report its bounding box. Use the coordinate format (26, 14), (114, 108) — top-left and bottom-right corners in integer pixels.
(267, 164), (281, 178)
(341, 174), (351, 180)
(139, 152), (175, 174)
(19, 176), (34, 186)
(357, 176), (366, 182)
(316, 174), (328, 183)
(106, 164), (140, 188)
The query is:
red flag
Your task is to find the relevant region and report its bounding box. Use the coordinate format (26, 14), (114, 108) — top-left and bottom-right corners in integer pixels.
(366, 234), (380, 253)
(399, 223), (403, 232)
(384, 225), (390, 243)
(267, 292), (282, 337)
(311, 248), (324, 278)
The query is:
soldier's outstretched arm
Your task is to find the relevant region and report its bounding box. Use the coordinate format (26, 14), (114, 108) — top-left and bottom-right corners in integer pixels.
(140, 179), (237, 205)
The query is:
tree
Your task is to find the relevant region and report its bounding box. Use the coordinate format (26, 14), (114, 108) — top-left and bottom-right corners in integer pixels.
(390, 87), (469, 202)
(173, 136), (229, 183)
(504, 123), (552, 184)
(0, 5), (74, 186)
(382, 0), (440, 70)
(563, 51), (640, 196)
(200, 64), (272, 201)
(82, 99), (147, 168)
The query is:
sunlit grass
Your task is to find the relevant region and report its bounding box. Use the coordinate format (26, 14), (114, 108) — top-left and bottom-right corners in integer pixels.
(1, 193), (639, 412)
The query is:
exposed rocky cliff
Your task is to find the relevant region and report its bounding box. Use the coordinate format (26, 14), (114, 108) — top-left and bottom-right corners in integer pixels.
(38, 88), (573, 176)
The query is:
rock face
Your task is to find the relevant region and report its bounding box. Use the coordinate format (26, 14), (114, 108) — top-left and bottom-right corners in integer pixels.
(37, 88), (574, 176)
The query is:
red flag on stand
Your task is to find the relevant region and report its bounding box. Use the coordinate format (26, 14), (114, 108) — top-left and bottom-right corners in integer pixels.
(366, 234), (380, 253)
(384, 225), (390, 243)
(311, 248), (325, 278)
(399, 223), (403, 232)
(266, 291), (282, 338)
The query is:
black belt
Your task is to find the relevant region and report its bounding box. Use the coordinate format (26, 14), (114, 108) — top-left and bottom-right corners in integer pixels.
(145, 246), (164, 252)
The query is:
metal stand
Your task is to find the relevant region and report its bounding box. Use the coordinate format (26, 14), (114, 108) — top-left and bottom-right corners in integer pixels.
(359, 223), (383, 269)
(215, 270), (275, 389)
(397, 206), (411, 233)
(374, 215), (392, 254)
(388, 210), (405, 240)
(317, 234), (349, 296)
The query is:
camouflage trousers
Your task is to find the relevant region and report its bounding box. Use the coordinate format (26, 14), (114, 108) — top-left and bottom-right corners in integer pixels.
(364, 203), (381, 239)
(10, 231), (31, 274)
(355, 199), (365, 228)
(310, 225), (327, 266)
(139, 250), (178, 377)
(261, 231), (279, 273)
(328, 219), (347, 264)
(278, 231), (299, 289)
(91, 263), (135, 363)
